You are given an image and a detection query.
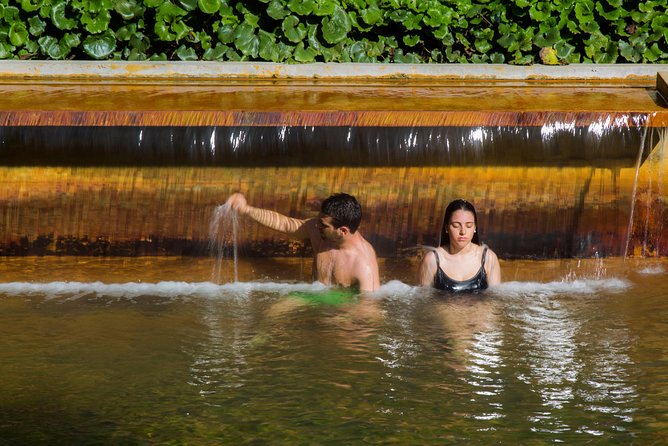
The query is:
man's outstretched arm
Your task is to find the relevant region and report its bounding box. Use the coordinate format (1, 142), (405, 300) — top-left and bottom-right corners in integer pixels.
(225, 193), (311, 238)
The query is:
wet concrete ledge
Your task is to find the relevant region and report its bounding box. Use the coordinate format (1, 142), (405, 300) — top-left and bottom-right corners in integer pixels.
(0, 61), (664, 86)
(658, 72), (668, 101)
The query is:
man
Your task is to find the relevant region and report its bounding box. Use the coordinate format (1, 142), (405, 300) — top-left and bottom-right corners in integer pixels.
(225, 192), (380, 292)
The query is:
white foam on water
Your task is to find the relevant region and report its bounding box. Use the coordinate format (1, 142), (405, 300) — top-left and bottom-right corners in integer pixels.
(370, 280), (419, 299)
(636, 265), (665, 275)
(0, 280), (330, 300)
(491, 278), (632, 298)
(0, 277), (634, 301)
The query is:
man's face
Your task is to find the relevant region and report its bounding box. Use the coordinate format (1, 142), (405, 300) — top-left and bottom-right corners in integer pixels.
(317, 214), (342, 241)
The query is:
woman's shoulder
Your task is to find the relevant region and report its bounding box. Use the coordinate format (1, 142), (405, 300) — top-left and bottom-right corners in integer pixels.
(478, 244), (499, 263)
(418, 245), (443, 264)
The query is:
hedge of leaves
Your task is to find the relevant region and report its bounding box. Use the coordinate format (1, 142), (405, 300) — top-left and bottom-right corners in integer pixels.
(1, 0), (667, 63)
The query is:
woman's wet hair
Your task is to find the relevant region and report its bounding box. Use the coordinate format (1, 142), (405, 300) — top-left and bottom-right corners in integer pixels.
(321, 193), (362, 233)
(441, 199), (480, 246)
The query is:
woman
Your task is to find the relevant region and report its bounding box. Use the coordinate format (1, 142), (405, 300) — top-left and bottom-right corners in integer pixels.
(418, 199), (501, 292)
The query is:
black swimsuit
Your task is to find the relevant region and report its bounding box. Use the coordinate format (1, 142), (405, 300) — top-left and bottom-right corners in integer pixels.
(428, 246), (489, 293)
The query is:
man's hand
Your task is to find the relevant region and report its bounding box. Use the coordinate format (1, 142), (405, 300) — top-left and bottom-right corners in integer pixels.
(225, 193), (249, 214)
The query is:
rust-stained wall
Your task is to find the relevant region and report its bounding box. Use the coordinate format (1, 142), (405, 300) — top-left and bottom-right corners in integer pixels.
(1, 155), (666, 258)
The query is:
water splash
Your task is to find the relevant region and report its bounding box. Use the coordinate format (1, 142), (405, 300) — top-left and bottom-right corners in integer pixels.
(209, 203), (239, 283)
(562, 252), (607, 282)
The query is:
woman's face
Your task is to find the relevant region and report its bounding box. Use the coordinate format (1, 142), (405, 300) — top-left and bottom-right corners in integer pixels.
(448, 209), (476, 249)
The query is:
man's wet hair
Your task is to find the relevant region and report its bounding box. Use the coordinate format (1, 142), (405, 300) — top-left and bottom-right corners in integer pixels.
(321, 193), (362, 233)
(441, 198), (480, 246)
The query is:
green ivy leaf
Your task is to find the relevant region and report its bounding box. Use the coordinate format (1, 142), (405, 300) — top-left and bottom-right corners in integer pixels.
(643, 42), (662, 62)
(267, 0), (288, 20)
(28, 15), (46, 36)
(293, 41), (317, 62)
(595, 41), (618, 63)
(529, 2), (551, 21)
(114, 0), (144, 20)
(81, 9), (111, 34)
(307, 23), (337, 62)
(217, 23), (235, 43)
(178, 0), (198, 12)
(9, 22), (29, 46)
(474, 37), (492, 53)
(82, 29), (116, 59)
(148, 52), (168, 60)
(322, 5), (352, 44)
(0, 42), (15, 59)
(23, 39), (40, 54)
(129, 32), (149, 52)
(490, 52), (505, 63)
(203, 43), (228, 60)
(393, 49), (421, 63)
(652, 14), (668, 42)
(38, 35), (71, 59)
(176, 44), (197, 60)
(574, 0), (595, 24)
(258, 29), (280, 61)
(595, 2), (623, 20)
(20, 0), (44, 13)
(282, 15), (307, 43)
(287, 0), (314, 15)
(198, 0), (220, 14)
(347, 41), (372, 62)
(63, 32), (80, 49)
(2, 5), (21, 20)
(225, 47), (242, 60)
(360, 6), (383, 25)
(534, 27), (560, 47)
(171, 20), (192, 40)
(234, 22), (259, 57)
(584, 32), (607, 58)
(313, 0), (336, 16)
(51, 1), (78, 30)
(125, 48), (147, 60)
(498, 33), (519, 51)
(404, 12), (424, 30)
(509, 54), (534, 65)
(424, 4), (453, 28)
(116, 24), (137, 41)
(555, 40), (575, 58)
(403, 34), (419, 46)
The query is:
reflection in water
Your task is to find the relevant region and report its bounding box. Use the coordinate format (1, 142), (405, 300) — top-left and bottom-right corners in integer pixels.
(433, 296), (506, 424)
(505, 280), (639, 439)
(187, 300), (251, 400)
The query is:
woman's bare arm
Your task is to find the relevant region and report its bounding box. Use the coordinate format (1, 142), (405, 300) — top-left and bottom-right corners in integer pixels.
(418, 250), (437, 286)
(485, 249), (502, 286)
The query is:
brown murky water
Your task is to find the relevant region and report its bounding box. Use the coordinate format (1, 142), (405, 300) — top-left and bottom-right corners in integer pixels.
(0, 257), (667, 445)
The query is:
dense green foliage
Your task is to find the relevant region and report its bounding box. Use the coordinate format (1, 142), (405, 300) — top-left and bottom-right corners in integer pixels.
(0, 0), (666, 63)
